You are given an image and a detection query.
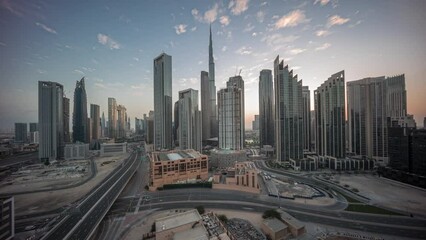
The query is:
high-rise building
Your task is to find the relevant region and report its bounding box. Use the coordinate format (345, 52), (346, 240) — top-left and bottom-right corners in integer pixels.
(310, 110), (315, 152)
(174, 101), (179, 146)
(218, 81), (244, 150)
(101, 112), (106, 137)
(146, 111), (154, 144)
(227, 76), (245, 139)
(90, 104), (100, 140)
(201, 71), (211, 141)
(302, 86), (311, 151)
(72, 77), (88, 143)
(274, 56), (303, 162)
(117, 105), (127, 138)
(14, 123), (27, 143)
(315, 71), (346, 158)
(252, 115), (259, 131)
(412, 129), (426, 176)
(63, 97), (70, 143)
(38, 81), (64, 161)
(178, 88), (202, 151)
(135, 117), (143, 135)
(108, 97), (117, 139)
(347, 75), (408, 164)
(208, 25), (218, 138)
(154, 53), (173, 150)
(86, 117), (92, 142)
(388, 124), (413, 172)
(29, 123), (38, 133)
(259, 69), (274, 147)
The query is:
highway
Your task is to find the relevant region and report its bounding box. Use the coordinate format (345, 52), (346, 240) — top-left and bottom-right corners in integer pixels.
(0, 152), (38, 167)
(41, 144), (142, 240)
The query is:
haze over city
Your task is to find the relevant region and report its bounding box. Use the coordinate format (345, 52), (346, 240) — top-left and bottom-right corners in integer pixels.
(1, 0), (425, 130)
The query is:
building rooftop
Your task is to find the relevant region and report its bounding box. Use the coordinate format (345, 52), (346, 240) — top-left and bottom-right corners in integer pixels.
(156, 209), (201, 232)
(172, 225), (208, 240)
(155, 149), (203, 162)
(263, 218), (287, 232)
(278, 210), (304, 229)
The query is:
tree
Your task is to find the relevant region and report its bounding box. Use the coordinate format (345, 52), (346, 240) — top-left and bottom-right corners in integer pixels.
(217, 214), (228, 223)
(262, 209), (281, 219)
(195, 206), (205, 214)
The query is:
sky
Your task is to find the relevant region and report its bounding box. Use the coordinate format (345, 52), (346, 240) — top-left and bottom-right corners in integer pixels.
(0, 0), (425, 130)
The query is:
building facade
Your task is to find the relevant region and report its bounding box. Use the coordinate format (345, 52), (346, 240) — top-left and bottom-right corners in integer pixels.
(259, 69), (274, 147)
(117, 105), (127, 138)
(0, 196), (14, 240)
(218, 83), (244, 150)
(64, 143), (89, 160)
(227, 76), (245, 142)
(178, 89), (202, 151)
(154, 53), (173, 150)
(149, 149), (208, 189)
(72, 77), (88, 143)
(274, 56), (303, 162)
(208, 25), (218, 138)
(200, 70), (211, 141)
(63, 97), (70, 143)
(314, 71), (346, 158)
(38, 81), (64, 161)
(14, 123), (27, 143)
(90, 104), (100, 140)
(302, 86), (311, 151)
(252, 115), (259, 131)
(108, 97), (117, 139)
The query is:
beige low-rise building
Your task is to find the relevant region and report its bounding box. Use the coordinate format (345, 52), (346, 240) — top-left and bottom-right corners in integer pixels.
(149, 149), (208, 189)
(261, 218), (289, 240)
(155, 209), (207, 240)
(213, 161), (260, 193)
(278, 210), (305, 237)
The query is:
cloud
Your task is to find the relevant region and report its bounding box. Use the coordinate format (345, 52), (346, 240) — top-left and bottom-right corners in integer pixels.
(220, 16), (230, 26)
(349, 20), (362, 28)
(288, 48), (306, 55)
(235, 46), (253, 55)
(229, 0), (249, 16)
(74, 69), (85, 75)
(0, 42), (6, 47)
(243, 23), (255, 32)
(35, 22), (57, 34)
(315, 29), (331, 37)
(256, 11), (265, 23)
(97, 33), (121, 49)
(292, 66), (301, 70)
(315, 42), (331, 51)
(314, 0), (330, 5)
(191, 8), (203, 22)
(261, 34), (299, 46)
(327, 15), (350, 27)
(204, 3), (219, 23)
(94, 83), (107, 89)
(133, 57), (139, 62)
(191, 26), (197, 31)
(174, 24), (187, 34)
(222, 46), (227, 52)
(274, 10), (308, 29)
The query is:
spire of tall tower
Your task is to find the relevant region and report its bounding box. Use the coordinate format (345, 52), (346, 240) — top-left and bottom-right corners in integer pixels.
(209, 24), (213, 64)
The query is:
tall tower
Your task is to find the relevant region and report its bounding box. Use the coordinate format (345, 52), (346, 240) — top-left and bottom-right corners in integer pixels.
(117, 105), (127, 138)
(315, 71), (346, 158)
(259, 69), (274, 147)
(38, 81), (64, 161)
(90, 104), (100, 140)
(274, 56), (304, 162)
(101, 111), (106, 137)
(154, 53), (173, 150)
(63, 97), (70, 143)
(302, 86), (311, 151)
(209, 25), (218, 138)
(227, 76), (245, 143)
(178, 88), (202, 151)
(72, 77), (88, 143)
(201, 71), (211, 141)
(108, 98), (117, 139)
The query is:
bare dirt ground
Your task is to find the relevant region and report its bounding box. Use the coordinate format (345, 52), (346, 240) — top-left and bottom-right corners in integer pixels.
(334, 174), (426, 214)
(13, 153), (129, 216)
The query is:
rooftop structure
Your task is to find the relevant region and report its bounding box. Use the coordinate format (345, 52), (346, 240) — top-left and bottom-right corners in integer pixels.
(155, 209), (204, 240)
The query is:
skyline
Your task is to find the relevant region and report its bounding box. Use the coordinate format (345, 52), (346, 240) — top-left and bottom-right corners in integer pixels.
(1, 0), (426, 130)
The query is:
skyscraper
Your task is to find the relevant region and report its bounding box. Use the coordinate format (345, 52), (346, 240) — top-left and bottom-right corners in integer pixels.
(90, 104), (100, 140)
(154, 53), (172, 150)
(347, 74), (408, 164)
(178, 88), (202, 151)
(302, 86), (311, 151)
(208, 25), (218, 138)
(314, 71), (346, 158)
(259, 69), (274, 147)
(72, 77), (88, 143)
(29, 123), (38, 133)
(38, 81), (64, 161)
(274, 56), (303, 162)
(227, 76), (245, 140)
(146, 110), (154, 144)
(63, 97), (70, 143)
(108, 97), (117, 139)
(174, 101), (179, 146)
(101, 112), (106, 137)
(218, 81), (244, 150)
(252, 115), (259, 131)
(14, 123), (27, 143)
(117, 105), (127, 138)
(201, 71), (211, 141)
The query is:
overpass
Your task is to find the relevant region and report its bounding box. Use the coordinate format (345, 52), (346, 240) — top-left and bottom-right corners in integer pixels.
(41, 150), (140, 240)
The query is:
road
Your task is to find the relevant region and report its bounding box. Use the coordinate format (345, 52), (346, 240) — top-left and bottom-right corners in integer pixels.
(0, 151), (38, 167)
(41, 144), (142, 240)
